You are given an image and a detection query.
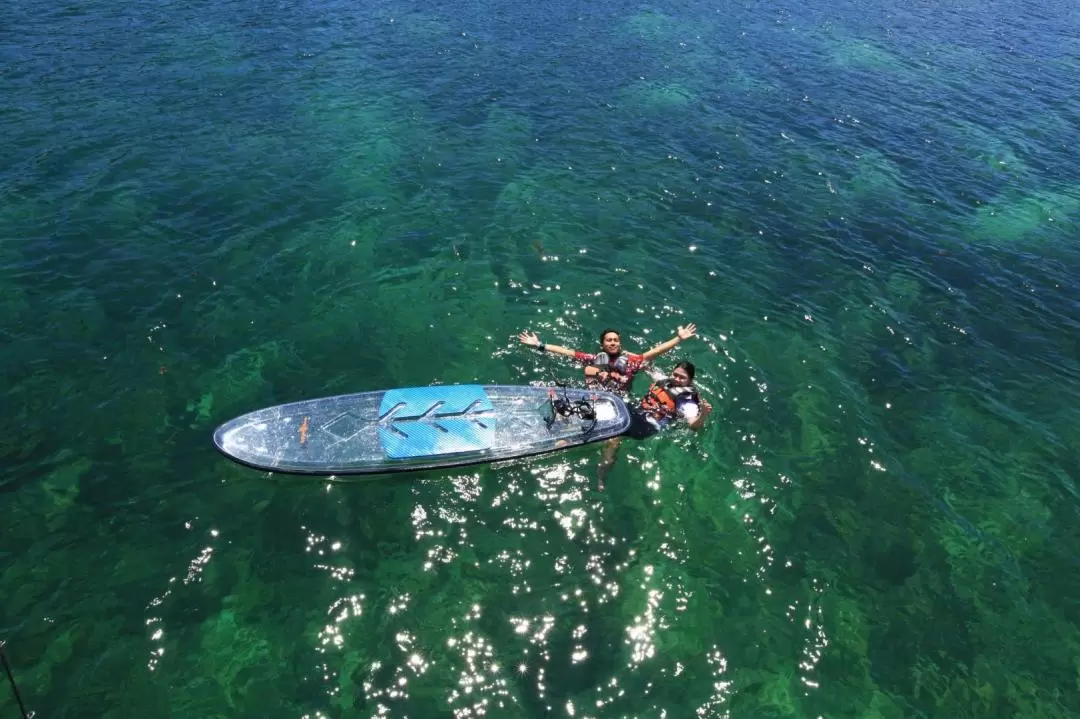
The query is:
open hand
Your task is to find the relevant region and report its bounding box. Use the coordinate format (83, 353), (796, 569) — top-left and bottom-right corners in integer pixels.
(518, 330), (541, 347)
(677, 323), (698, 341)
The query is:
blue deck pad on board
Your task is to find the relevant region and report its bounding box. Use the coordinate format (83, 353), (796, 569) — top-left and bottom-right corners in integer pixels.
(377, 385), (497, 459)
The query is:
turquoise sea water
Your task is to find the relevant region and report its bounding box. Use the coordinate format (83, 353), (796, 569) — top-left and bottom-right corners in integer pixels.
(3, 0), (1080, 715)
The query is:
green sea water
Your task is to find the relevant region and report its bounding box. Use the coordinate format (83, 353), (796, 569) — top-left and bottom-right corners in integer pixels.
(3, 0), (1080, 716)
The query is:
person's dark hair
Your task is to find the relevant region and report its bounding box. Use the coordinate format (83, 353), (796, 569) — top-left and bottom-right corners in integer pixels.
(599, 328), (620, 342)
(675, 361), (696, 381)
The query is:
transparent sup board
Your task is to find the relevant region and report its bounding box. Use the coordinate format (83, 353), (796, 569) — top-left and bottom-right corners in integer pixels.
(212, 384), (631, 475)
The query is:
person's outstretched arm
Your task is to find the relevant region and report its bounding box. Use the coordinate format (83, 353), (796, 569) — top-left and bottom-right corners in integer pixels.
(641, 323), (698, 361)
(518, 331), (582, 359)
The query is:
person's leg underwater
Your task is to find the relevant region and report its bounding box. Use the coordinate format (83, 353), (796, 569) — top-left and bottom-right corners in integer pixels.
(596, 408), (659, 490)
(597, 437), (622, 491)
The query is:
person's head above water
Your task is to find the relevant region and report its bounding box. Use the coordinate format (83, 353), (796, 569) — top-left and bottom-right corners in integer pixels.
(671, 361), (696, 385)
(599, 328), (622, 356)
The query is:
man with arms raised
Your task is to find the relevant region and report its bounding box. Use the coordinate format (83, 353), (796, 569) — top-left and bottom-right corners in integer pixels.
(517, 324), (698, 394)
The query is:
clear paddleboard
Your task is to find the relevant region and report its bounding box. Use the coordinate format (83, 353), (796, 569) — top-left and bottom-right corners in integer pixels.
(212, 384), (631, 475)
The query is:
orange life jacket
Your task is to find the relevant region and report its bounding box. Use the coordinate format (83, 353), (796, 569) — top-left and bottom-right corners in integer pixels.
(641, 380), (699, 422)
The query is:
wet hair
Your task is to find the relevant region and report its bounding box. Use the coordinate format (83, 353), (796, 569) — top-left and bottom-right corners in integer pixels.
(599, 328), (621, 342)
(674, 361), (696, 381)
